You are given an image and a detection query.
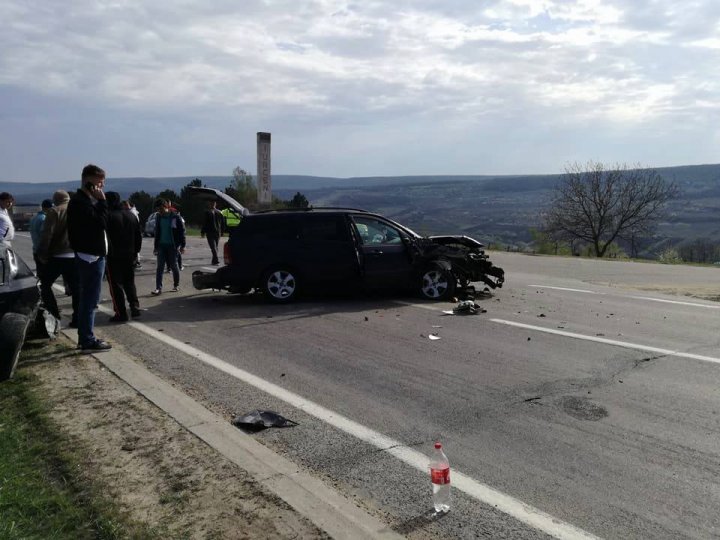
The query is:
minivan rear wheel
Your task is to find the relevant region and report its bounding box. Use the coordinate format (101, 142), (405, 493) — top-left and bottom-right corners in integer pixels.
(419, 264), (456, 301)
(262, 267), (299, 303)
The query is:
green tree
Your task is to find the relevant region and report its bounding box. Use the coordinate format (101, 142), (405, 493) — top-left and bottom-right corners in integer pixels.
(543, 161), (678, 257)
(286, 192), (309, 209)
(529, 228), (571, 255)
(225, 167), (257, 208)
(179, 178), (206, 226)
(156, 189), (180, 208)
(128, 191), (154, 225)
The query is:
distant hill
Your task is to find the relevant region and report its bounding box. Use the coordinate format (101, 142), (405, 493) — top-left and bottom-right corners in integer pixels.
(2, 163), (719, 256)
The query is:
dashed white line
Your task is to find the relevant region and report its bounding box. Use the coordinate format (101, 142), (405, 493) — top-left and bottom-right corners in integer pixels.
(491, 319), (720, 366)
(528, 285), (599, 294)
(626, 296), (720, 309)
(529, 284), (720, 310)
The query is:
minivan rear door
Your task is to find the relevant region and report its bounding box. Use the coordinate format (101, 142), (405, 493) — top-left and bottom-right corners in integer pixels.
(351, 215), (414, 288)
(298, 214), (359, 286)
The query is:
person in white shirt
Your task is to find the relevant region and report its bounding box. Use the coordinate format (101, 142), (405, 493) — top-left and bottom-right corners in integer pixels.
(0, 192), (15, 245)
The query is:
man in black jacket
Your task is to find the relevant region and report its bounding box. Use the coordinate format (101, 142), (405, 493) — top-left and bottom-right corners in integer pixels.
(200, 200), (223, 265)
(105, 192), (142, 322)
(67, 164), (112, 352)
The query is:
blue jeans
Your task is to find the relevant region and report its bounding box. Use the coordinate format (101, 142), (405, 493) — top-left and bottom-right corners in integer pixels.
(75, 255), (106, 347)
(156, 245), (179, 290)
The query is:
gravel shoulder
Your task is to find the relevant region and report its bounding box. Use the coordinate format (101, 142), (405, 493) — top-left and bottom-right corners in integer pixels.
(22, 335), (327, 540)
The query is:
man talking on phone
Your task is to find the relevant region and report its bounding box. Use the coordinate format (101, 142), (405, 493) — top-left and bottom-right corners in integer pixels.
(67, 164), (112, 352)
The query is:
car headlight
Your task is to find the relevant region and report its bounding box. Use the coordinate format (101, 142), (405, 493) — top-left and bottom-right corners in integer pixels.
(7, 250), (18, 279)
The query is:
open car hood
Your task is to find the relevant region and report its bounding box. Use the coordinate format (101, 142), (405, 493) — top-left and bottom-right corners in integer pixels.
(186, 186), (250, 216)
(428, 235), (485, 249)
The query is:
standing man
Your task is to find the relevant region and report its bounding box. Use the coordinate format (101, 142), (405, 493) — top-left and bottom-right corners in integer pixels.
(29, 199), (53, 267)
(0, 192), (15, 245)
(37, 190), (79, 329)
(151, 198), (185, 295)
(105, 192), (142, 322)
(201, 200), (223, 265)
(67, 164), (111, 352)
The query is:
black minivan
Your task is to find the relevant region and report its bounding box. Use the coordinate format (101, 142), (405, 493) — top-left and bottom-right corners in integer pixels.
(190, 187), (504, 303)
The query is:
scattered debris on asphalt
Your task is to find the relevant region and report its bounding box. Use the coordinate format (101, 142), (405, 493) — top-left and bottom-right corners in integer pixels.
(450, 300), (486, 315)
(232, 410), (298, 431)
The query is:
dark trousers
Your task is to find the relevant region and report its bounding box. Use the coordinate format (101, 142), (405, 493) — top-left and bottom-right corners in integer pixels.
(39, 257), (79, 323)
(206, 233), (220, 264)
(76, 256), (105, 347)
(106, 256), (139, 317)
(156, 245), (179, 290)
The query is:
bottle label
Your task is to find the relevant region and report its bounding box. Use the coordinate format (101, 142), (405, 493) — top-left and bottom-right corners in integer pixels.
(431, 467), (450, 485)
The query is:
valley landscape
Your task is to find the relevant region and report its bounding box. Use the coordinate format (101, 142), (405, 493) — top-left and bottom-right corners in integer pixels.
(3, 162), (720, 259)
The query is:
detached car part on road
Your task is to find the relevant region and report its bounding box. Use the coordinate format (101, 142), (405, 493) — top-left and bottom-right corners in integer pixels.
(189, 187), (504, 303)
(0, 243), (41, 380)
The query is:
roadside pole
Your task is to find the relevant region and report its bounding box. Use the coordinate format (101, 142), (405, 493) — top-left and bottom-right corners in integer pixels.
(257, 132), (271, 205)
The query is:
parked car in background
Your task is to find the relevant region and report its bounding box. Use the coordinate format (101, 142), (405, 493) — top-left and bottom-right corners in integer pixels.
(10, 204), (37, 231)
(189, 187), (504, 303)
(0, 244), (40, 380)
(144, 212), (157, 237)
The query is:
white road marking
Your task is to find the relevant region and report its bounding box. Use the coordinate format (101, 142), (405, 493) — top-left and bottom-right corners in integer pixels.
(491, 319), (720, 366)
(529, 284), (720, 310)
(626, 296), (720, 309)
(528, 285), (599, 294)
(199, 266), (218, 272)
(55, 286), (597, 539)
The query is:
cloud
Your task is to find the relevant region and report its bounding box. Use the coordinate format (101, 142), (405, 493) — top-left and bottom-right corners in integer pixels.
(1, 0), (719, 179)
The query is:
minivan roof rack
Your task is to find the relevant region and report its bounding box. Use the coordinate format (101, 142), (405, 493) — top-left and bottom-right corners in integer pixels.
(253, 206), (370, 214)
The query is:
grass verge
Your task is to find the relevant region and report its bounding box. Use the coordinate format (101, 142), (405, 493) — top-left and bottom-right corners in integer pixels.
(0, 339), (161, 540)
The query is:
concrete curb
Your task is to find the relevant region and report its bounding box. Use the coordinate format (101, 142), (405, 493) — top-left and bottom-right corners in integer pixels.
(63, 328), (402, 540)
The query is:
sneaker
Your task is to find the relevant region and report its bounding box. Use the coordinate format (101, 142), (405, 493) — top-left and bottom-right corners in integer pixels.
(171, 286), (179, 292)
(151, 289), (162, 295)
(78, 340), (112, 353)
(130, 309), (142, 318)
(68, 319), (78, 329)
(108, 314), (129, 323)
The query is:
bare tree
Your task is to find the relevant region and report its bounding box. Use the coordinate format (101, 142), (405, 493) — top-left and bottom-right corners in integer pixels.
(543, 162), (678, 257)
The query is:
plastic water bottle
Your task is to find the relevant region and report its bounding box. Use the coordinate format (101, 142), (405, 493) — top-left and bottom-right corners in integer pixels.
(429, 441), (451, 513)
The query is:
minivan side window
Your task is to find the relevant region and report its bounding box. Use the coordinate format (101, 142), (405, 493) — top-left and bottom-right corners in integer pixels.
(301, 215), (350, 243)
(245, 216), (298, 242)
(352, 216), (403, 245)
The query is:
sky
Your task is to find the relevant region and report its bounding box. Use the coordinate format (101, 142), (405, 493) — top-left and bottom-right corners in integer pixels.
(1, 0), (719, 182)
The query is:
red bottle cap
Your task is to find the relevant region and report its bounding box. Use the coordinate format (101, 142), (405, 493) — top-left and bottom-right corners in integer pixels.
(434, 442), (442, 449)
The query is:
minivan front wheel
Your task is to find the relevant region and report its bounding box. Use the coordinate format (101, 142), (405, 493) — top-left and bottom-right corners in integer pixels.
(420, 264), (456, 301)
(262, 267), (299, 302)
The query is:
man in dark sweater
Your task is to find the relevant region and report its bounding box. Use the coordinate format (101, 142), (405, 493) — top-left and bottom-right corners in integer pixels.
(67, 164), (111, 352)
(200, 200), (223, 265)
(105, 192), (142, 322)
(151, 198), (185, 295)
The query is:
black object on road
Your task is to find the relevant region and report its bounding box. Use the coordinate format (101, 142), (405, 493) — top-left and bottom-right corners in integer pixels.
(232, 409), (298, 431)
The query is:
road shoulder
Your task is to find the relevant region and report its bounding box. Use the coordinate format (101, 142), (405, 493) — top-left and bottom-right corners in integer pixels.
(24, 332), (400, 539)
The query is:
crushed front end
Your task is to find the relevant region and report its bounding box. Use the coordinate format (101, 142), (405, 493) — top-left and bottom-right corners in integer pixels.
(416, 235), (505, 291)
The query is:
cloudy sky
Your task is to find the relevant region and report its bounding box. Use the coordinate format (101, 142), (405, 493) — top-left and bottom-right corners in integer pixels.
(2, 0), (719, 182)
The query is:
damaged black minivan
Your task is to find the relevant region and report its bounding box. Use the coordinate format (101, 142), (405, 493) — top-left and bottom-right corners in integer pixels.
(190, 187), (504, 303)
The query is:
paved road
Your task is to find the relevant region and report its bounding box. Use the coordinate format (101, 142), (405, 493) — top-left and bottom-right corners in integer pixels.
(14, 234), (720, 539)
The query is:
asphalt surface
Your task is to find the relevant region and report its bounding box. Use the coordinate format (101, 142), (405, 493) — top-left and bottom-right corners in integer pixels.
(13, 234), (720, 539)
